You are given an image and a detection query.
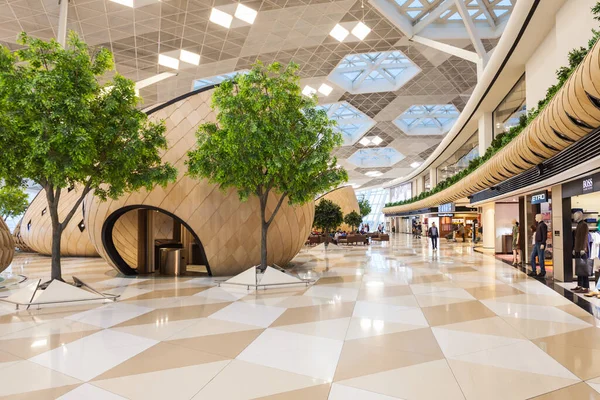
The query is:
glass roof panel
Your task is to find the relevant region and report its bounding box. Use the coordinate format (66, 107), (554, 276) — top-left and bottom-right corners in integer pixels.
(192, 70), (248, 90)
(317, 101), (376, 145)
(394, 104), (460, 135)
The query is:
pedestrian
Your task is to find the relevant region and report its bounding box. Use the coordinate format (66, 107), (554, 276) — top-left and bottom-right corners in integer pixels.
(528, 214), (548, 277)
(428, 222), (439, 250)
(511, 219), (520, 266)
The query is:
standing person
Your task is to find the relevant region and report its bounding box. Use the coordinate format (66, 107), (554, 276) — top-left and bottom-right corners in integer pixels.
(573, 220), (592, 293)
(417, 222), (423, 238)
(428, 222), (439, 250)
(458, 224), (465, 242)
(511, 219), (521, 266)
(528, 214), (548, 277)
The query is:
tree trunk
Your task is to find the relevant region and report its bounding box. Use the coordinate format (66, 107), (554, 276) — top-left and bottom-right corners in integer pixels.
(259, 196), (268, 270)
(49, 204), (63, 281)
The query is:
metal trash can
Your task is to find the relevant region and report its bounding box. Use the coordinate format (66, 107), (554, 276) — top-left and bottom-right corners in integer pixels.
(159, 248), (184, 275)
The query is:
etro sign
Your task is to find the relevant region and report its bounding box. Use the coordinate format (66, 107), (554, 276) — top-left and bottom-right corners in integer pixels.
(531, 190), (548, 204)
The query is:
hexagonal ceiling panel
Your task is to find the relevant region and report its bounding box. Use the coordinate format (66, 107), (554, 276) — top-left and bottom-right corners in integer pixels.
(317, 102), (376, 146)
(393, 104), (459, 136)
(348, 147), (405, 168)
(327, 50), (421, 94)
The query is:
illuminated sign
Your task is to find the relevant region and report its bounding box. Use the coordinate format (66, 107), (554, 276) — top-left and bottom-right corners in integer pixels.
(438, 203), (454, 213)
(531, 190), (548, 204)
(583, 177), (594, 192)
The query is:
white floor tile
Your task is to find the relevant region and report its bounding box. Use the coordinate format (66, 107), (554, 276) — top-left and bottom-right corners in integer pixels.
(328, 383), (400, 400)
(0, 360), (81, 397)
(65, 302), (153, 328)
(59, 383), (127, 399)
(352, 301), (429, 326)
(208, 302), (285, 328)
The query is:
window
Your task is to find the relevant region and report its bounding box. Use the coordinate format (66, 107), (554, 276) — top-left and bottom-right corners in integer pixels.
(192, 70), (249, 91)
(317, 102), (376, 146)
(394, 104), (459, 136)
(436, 130), (479, 182)
(493, 74), (526, 138)
(389, 182), (412, 203)
(348, 148), (405, 168)
(356, 188), (389, 229)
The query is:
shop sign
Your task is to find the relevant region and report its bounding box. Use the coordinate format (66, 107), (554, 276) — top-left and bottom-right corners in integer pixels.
(438, 203), (455, 213)
(439, 213), (454, 217)
(531, 190), (548, 204)
(583, 177), (594, 193)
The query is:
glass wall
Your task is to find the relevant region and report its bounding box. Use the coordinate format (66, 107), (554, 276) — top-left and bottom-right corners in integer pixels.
(493, 75), (526, 137)
(436, 130), (479, 182)
(389, 182), (412, 203)
(356, 188), (389, 230)
(424, 174), (431, 191)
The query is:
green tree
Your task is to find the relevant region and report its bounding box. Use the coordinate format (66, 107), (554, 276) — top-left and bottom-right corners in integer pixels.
(358, 197), (371, 218)
(344, 211), (362, 232)
(313, 199), (343, 245)
(0, 32), (177, 281)
(0, 185), (29, 220)
(186, 61), (347, 269)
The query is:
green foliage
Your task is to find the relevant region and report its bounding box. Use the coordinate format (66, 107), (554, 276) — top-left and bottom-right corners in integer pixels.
(0, 185), (28, 220)
(358, 197), (371, 217)
(0, 32), (177, 279)
(385, 2), (600, 208)
(344, 210), (363, 231)
(186, 61), (347, 267)
(313, 199), (343, 233)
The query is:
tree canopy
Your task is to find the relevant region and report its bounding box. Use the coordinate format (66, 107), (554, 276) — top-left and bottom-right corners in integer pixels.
(0, 186), (28, 220)
(358, 197), (371, 218)
(314, 199), (343, 233)
(0, 32), (177, 280)
(344, 211), (362, 232)
(187, 61), (347, 268)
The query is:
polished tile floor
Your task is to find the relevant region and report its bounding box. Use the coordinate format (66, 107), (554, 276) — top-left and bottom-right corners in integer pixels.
(1, 235), (600, 399)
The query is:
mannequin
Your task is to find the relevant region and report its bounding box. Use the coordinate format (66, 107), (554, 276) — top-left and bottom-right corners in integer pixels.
(528, 214), (548, 277)
(573, 220), (591, 293)
(511, 219), (520, 266)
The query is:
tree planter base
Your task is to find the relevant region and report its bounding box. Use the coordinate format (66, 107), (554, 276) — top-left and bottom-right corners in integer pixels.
(217, 265), (315, 290)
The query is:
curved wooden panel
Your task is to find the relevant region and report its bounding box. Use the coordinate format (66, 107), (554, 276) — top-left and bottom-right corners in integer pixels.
(384, 41), (600, 215)
(85, 88), (315, 276)
(12, 218), (33, 252)
(19, 188), (98, 257)
(0, 218), (15, 271)
(317, 186), (361, 231)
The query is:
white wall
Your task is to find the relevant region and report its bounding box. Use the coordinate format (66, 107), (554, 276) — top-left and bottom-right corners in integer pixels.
(495, 203), (519, 252)
(526, 0), (598, 107)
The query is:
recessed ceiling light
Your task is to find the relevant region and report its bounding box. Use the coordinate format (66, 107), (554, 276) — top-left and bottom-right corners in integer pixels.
(235, 4), (257, 24)
(410, 161), (421, 168)
(210, 8), (233, 28)
(351, 21), (371, 40)
(318, 83), (333, 96)
(158, 54), (179, 70)
(365, 171), (383, 177)
(302, 85), (317, 96)
(330, 24), (349, 42)
(359, 137), (371, 146)
(179, 50), (200, 65)
(135, 72), (177, 90)
(371, 136), (383, 145)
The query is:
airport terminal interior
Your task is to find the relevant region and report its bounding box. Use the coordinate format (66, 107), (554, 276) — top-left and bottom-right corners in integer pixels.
(3, 0), (600, 398)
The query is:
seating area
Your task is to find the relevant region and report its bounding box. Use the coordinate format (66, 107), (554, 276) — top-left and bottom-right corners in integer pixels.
(371, 233), (390, 242)
(338, 234), (369, 245)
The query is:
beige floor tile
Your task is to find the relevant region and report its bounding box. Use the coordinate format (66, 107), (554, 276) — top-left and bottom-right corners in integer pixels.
(0, 384), (81, 400)
(270, 302), (355, 327)
(408, 274), (449, 284)
(556, 304), (598, 324)
(435, 316), (525, 339)
(334, 339), (443, 381)
(253, 384), (331, 399)
(421, 301), (496, 326)
(113, 302), (231, 327)
(0, 350), (22, 364)
(0, 360), (81, 397)
(530, 382), (600, 399)
(346, 327), (444, 357)
(167, 329), (264, 358)
(448, 359), (580, 400)
(338, 359), (465, 400)
(464, 284), (524, 300)
(533, 339), (600, 381)
(316, 275), (363, 285)
(503, 316), (592, 340)
(357, 285), (412, 301)
(123, 286), (210, 301)
(445, 266), (479, 273)
(0, 329), (99, 359)
(93, 341), (228, 381)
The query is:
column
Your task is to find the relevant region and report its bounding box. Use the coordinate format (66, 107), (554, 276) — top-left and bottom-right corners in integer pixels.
(137, 209), (155, 273)
(429, 167), (437, 187)
(482, 202), (495, 250)
(478, 112), (493, 156)
(416, 176), (424, 195)
(551, 185), (566, 282)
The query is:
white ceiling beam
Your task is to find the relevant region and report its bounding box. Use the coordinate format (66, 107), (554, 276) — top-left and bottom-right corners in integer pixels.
(475, 0), (496, 29)
(413, 0), (454, 35)
(368, 0), (414, 37)
(454, 0), (488, 63)
(411, 35), (480, 63)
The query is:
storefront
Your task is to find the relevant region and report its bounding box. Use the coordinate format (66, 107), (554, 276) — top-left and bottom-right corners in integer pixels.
(560, 173), (600, 283)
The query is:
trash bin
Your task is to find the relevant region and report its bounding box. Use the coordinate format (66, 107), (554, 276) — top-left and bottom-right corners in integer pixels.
(159, 248), (184, 275)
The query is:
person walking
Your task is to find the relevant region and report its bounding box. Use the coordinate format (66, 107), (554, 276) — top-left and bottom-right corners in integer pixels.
(428, 222), (439, 250)
(511, 219), (521, 266)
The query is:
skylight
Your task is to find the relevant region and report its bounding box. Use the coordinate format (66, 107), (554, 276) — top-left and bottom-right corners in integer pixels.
(394, 104), (459, 136)
(192, 70), (248, 90)
(316, 102), (376, 146)
(347, 148), (405, 168)
(328, 50), (420, 94)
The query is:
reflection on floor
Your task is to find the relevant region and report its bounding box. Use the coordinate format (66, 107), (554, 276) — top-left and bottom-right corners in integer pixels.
(1, 235), (600, 399)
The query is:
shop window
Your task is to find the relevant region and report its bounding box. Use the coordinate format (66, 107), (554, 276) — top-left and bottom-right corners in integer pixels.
(436, 130), (479, 182)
